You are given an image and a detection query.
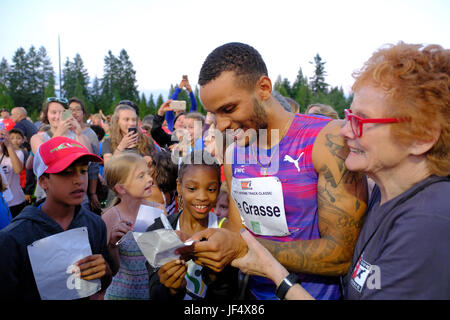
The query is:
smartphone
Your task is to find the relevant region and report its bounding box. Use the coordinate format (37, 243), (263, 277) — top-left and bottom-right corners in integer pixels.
(128, 127), (138, 134)
(182, 75), (188, 81)
(170, 100), (186, 111)
(62, 109), (72, 121)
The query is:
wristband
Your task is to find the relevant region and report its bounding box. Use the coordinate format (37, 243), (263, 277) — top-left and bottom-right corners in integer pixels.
(218, 217), (227, 228)
(276, 273), (300, 300)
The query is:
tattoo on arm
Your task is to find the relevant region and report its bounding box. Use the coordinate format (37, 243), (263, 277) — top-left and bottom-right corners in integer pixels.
(259, 131), (367, 276)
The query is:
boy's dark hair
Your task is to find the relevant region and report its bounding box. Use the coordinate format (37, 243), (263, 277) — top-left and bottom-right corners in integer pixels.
(141, 115), (154, 132)
(90, 124), (105, 141)
(68, 97), (87, 119)
(151, 150), (178, 193)
(174, 112), (186, 127)
(9, 128), (25, 139)
(198, 42), (268, 89)
(178, 150), (221, 183)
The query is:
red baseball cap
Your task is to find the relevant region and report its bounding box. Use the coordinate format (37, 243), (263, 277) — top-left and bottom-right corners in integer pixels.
(34, 136), (103, 178)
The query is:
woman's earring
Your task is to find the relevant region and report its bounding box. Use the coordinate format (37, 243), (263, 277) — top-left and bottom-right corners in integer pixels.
(178, 195), (184, 210)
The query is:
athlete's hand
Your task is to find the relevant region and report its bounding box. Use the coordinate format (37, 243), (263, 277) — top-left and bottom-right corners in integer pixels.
(231, 229), (288, 281)
(179, 228), (248, 273)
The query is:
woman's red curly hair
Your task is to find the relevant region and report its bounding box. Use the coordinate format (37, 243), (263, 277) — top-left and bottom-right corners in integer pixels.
(352, 42), (450, 176)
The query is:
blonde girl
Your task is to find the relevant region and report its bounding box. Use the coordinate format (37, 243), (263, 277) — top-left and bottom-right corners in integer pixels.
(102, 104), (156, 165)
(101, 153), (165, 300)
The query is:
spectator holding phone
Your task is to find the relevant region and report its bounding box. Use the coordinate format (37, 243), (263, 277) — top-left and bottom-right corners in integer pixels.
(29, 97), (92, 201)
(102, 104), (157, 166)
(164, 75), (198, 132)
(30, 98), (92, 155)
(0, 127), (26, 218)
(68, 97), (101, 214)
(150, 100), (180, 150)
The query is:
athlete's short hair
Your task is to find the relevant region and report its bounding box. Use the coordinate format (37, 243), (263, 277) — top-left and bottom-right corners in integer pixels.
(198, 42), (268, 90)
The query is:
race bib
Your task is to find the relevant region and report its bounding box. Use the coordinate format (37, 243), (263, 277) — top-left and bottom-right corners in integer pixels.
(231, 176), (290, 236)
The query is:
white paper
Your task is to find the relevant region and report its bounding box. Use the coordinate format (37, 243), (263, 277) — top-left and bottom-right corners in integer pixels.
(160, 212), (173, 230)
(133, 205), (164, 232)
(134, 229), (192, 268)
(27, 227), (101, 300)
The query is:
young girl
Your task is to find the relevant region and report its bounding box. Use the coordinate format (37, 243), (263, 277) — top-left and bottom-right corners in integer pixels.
(101, 153), (166, 300)
(214, 181), (229, 220)
(146, 150), (179, 215)
(0, 127), (26, 218)
(147, 150), (238, 300)
(102, 104), (156, 165)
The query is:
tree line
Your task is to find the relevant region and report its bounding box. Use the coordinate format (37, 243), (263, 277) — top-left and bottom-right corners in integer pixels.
(0, 46), (351, 121)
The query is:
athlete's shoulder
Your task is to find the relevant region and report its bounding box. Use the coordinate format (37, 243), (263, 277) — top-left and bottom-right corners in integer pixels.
(311, 119), (348, 168)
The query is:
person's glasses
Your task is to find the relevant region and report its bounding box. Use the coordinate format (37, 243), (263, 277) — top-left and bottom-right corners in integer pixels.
(47, 97), (68, 106)
(344, 109), (401, 137)
(69, 107), (83, 113)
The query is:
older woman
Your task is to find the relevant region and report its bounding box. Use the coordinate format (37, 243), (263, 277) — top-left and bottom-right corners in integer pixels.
(232, 42), (450, 300)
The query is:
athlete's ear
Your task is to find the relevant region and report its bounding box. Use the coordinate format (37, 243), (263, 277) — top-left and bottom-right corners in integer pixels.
(255, 75), (272, 101)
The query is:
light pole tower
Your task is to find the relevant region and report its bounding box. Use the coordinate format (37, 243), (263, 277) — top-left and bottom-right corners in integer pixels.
(58, 34), (62, 98)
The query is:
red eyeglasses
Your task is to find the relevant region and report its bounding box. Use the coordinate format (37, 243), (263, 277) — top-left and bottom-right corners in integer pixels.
(344, 109), (401, 137)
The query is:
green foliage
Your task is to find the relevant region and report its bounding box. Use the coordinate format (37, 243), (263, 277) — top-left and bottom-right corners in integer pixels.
(62, 53), (90, 101)
(138, 92), (150, 118)
(274, 75), (290, 97)
(6, 46), (55, 114)
(272, 55), (351, 118)
(156, 94), (164, 109)
(44, 73), (56, 98)
(1, 45), (350, 121)
(309, 53), (329, 95)
(0, 83), (14, 109)
(88, 76), (102, 114)
(0, 58), (9, 85)
(99, 49), (139, 113)
(194, 86), (205, 115)
(148, 93), (156, 115)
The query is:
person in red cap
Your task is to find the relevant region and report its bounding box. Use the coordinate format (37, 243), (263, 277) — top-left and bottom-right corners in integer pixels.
(0, 136), (113, 300)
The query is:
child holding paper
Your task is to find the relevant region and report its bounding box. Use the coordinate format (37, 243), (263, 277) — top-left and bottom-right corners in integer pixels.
(146, 150), (239, 300)
(0, 136), (112, 300)
(101, 152), (166, 300)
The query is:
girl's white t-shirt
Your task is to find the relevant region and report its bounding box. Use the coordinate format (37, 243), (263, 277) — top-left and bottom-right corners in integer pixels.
(1, 149), (26, 206)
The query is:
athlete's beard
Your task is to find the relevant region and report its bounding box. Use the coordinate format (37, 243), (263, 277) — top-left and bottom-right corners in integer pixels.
(252, 97), (268, 131)
(244, 98), (267, 146)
